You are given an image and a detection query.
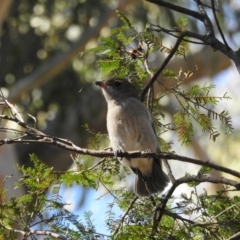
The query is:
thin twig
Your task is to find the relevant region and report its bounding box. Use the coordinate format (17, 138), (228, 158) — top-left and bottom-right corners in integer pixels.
(229, 231), (240, 240)
(151, 174), (238, 236)
(162, 159), (175, 183)
(147, 0), (240, 71)
(113, 196), (138, 237)
(215, 202), (240, 219)
(146, 0), (202, 20)
(143, 57), (154, 109)
(195, 0), (215, 38)
(163, 209), (195, 224)
(1, 117), (240, 181)
(82, 158), (107, 173)
(0, 223), (68, 240)
(150, 24), (205, 45)
(210, 0), (230, 50)
(140, 32), (187, 101)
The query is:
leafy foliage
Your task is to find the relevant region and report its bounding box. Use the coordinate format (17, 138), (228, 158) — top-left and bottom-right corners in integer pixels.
(172, 82), (232, 143)
(0, 154), (111, 239)
(84, 10), (189, 81)
(85, 11), (232, 144)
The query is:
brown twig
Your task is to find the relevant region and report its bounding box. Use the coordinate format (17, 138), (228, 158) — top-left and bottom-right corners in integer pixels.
(210, 0), (230, 50)
(146, 0), (202, 20)
(140, 32), (187, 100)
(0, 223), (68, 240)
(150, 24), (205, 45)
(1, 114), (240, 181)
(229, 231), (240, 240)
(162, 209), (195, 224)
(147, 0), (240, 72)
(113, 196), (138, 238)
(151, 175), (238, 236)
(162, 159), (176, 183)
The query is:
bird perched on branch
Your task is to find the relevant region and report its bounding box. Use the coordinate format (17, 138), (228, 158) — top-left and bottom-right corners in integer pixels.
(95, 78), (169, 197)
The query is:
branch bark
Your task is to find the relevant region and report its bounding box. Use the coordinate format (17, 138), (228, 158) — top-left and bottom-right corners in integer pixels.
(151, 175), (238, 236)
(0, 224), (68, 240)
(146, 0), (240, 72)
(1, 114), (240, 182)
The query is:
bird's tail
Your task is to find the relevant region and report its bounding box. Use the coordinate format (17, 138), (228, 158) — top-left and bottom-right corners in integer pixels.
(135, 158), (169, 197)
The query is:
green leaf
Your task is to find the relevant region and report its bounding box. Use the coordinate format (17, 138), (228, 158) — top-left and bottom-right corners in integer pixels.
(173, 112), (193, 144)
(162, 69), (177, 78)
(197, 166), (212, 177)
(98, 59), (121, 77)
(116, 10), (133, 29)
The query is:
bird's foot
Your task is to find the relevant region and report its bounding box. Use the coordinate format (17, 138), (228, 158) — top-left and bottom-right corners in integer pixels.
(113, 149), (128, 160)
(113, 149), (123, 158)
(145, 149), (152, 153)
(145, 149), (152, 160)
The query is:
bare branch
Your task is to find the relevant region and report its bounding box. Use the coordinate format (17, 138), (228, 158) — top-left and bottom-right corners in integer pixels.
(210, 0), (230, 50)
(147, 0), (240, 72)
(140, 32), (187, 101)
(151, 175), (238, 236)
(113, 196), (138, 237)
(163, 158), (176, 183)
(0, 224), (68, 240)
(150, 24), (205, 44)
(1, 112), (240, 181)
(195, 0), (215, 37)
(146, 0), (202, 20)
(229, 232), (240, 240)
(177, 175), (238, 187)
(0, 114), (46, 136)
(162, 209), (195, 224)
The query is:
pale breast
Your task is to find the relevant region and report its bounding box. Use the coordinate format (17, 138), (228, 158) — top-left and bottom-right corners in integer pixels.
(107, 98), (159, 150)
(106, 98), (159, 174)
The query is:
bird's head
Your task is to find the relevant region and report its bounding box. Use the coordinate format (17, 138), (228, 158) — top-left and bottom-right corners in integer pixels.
(95, 78), (139, 102)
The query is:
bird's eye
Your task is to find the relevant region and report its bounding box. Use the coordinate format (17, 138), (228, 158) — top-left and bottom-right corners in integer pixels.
(114, 81), (122, 87)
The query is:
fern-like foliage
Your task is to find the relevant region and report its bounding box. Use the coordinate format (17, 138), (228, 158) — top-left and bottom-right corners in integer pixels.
(0, 154), (112, 239)
(83, 11), (187, 81)
(83, 11), (233, 145)
(171, 81), (233, 144)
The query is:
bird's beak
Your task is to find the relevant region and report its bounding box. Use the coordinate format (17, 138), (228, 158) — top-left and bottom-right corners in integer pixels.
(95, 81), (107, 89)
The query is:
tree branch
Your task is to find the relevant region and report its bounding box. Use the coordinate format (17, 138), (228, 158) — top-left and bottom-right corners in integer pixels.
(0, 224), (68, 240)
(210, 0), (230, 50)
(140, 32), (187, 101)
(151, 175), (238, 236)
(1, 113), (240, 181)
(162, 209), (195, 224)
(113, 196), (138, 237)
(229, 232), (240, 240)
(146, 0), (202, 20)
(146, 0), (240, 72)
(163, 158), (176, 183)
(150, 24), (205, 44)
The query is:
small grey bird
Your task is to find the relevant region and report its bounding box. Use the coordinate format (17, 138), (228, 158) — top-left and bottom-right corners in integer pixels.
(95, 78), (169, 197)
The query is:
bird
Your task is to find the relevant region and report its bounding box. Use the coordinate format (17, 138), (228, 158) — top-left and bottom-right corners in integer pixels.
(95, 78), (169, 197)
